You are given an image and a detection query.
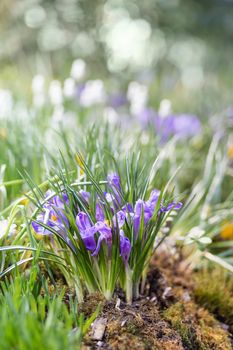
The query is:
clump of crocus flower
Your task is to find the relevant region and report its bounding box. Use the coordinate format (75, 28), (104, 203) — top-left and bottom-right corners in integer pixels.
(32, 172), (182, 303)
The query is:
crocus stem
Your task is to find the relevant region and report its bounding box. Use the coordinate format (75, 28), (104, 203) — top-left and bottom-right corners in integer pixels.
(140, 269), (147, 295)
(126, 265), (133, 304)
(132, 281), (140, 300)
(104, 290), (112, 300)
(74, 278), (84, 303)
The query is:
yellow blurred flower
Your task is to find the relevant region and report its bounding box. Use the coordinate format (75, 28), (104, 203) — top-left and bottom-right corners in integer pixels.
(19, 197), (29, 206)
(228, 146), (233, 159)
(75, 153), (85, 176)
(0, 128), (7, 139)
(220, 223), (233, 240)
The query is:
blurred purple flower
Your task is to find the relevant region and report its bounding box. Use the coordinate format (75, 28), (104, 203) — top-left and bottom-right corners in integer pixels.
(173, 114), (201, 139)
(137, 107), (157, 128)
(154, 114), (201, 141)
(108, 93), (128, 109)
(75, 83), (85, 100)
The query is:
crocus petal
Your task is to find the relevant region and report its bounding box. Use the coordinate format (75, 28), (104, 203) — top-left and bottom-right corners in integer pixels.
(113, 210), (126, 229)
(81, 230), (97, 251)
(134, 200), (144, 216)
(91, 221), (112, 255)
(107, 173), (121, 190)
(92, 234), (105, 256)
(146, 189), (160, 209)
(122, 203), (134, 214)
(107, 173), (122, 207)
(76, 212), (97, 251)
(76, 212), (92, 232)
(120, 230), (131, 263)
(53, 193), (69, 209)
(95, 201), (105, 221)
(95, 221), (112, 242)
(160, 201), (183, 212)
(80, 190), (90, 203)
(133, 200), (144, 234)
(32, 209), (54, 235)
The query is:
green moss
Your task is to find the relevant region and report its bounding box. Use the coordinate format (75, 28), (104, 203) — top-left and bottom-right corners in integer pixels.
(163, 302), (232, 350)
(194, 269), (233, 327)
(163, 303), (198, 349)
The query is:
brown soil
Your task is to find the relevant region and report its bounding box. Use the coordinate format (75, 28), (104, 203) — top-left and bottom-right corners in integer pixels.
(79, 250), (233, 350)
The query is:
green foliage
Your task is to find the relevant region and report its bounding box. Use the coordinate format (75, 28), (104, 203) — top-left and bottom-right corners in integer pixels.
(0, 268), (97, 350)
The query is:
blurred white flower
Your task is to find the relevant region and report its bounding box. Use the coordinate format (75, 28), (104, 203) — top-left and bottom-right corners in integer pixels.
(0, 89), (13, 118)
(51, 105), (64, 126)
(159, 99), (172, 118)
(79, 80), (106, 107)
(127, 81), (148, 115)
(70, 59), (86, 81)
(49, 80), (63, 106)
(33, 94), (46, 108)
(32, 75), (45, 94)
(101, 12), (154, 71)
(140, 132), (150, 145)
(63, 78), (76, 98)
(0, 219), (17, 239)
(184, 227), (212, 245)
(0, 165), (7, 210)
(32, 75), (45, 108)
(103, 107), (118, 124)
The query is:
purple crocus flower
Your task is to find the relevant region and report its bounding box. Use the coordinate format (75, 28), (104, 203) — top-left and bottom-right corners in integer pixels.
(146, 189), (160, 211)
(76, 212), (97, 251)
(105, 173), (122, 210)
(95, 201), (105, 221)
(76, 212), (113, 256)
(113, 210), (126, 229)
(160, 201), (183, 212)
(119, 230), (131, 264)
(133, 199), (153, 237)
(80, 190), (90, 204)
(31, 191), (76, 251)
(130, 189), (182, 238)
(93, 221), (112, 256)
(32, 191), (69, 236)
(107, 173), (121, 191)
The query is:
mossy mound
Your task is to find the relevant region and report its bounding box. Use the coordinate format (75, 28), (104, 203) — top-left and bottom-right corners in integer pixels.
(164, 301), (232, 350)
(194, 269), (233, 332)
(80, 253), (233, 349)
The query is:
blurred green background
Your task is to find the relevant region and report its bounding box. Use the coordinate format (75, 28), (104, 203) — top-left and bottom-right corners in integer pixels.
(0, 0), (233, 114)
